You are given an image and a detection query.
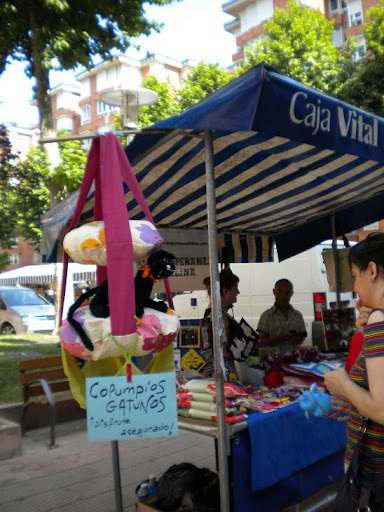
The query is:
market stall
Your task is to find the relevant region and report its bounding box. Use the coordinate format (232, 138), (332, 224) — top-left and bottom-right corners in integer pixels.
(42, 63), (384, 512)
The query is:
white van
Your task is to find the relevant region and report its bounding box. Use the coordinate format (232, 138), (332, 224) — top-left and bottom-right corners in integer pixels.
(172, 241), (356, 349)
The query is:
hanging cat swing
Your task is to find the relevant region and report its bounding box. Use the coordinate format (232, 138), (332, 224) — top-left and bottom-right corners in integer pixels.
(60, 134), (180, 370)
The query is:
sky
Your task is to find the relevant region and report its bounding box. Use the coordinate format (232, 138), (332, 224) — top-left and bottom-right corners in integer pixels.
(0, 0), (237, 128)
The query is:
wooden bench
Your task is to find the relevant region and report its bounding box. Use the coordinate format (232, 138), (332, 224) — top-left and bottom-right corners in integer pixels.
(18, 355), (75, 448)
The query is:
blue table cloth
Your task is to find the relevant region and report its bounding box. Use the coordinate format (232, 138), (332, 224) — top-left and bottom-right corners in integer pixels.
(231, 403), (347, 512)
(247, 402), (347, 491)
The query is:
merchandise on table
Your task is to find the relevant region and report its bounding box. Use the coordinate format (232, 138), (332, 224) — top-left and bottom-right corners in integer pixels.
(177, 377), (302, 420)
(178, 399), (239, 416)
(178, 408), (247, 424)
(282, 361), (343, 380)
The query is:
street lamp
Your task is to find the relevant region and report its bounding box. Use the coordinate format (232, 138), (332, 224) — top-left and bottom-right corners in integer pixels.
(100, 86), (158, 127)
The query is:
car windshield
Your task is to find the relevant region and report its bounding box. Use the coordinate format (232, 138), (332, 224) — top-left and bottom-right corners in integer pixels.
(0, 289), (50, 307)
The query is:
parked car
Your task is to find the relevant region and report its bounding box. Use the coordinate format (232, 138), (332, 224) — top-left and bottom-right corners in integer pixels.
(0, 286), (56, 335)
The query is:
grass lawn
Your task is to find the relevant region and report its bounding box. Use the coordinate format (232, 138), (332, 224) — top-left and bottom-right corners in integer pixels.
(0, 334), (61, 405)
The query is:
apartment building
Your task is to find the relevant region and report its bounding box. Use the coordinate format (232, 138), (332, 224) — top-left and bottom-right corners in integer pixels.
(5, 123), (40, 161)
(51, 54), (196, 136)
(222, 0), (377, 64)
(0, 237), (41, 271)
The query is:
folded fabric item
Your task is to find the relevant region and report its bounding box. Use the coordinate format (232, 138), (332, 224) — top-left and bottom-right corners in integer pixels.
(179, 379), (215, 393)
(177, 391), (215, 403)
(206, 382), (248, 398)
(178, 400), (238, 416)
(283, 374), (327, 391)
(282, 361), (343, 380)
(177, 392), (241, 407)
(178, 408), (247, 424)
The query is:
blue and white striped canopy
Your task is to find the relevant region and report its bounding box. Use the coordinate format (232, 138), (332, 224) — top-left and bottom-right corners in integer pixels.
(123, 63), (384, 260)
(43, 63), (384, 262)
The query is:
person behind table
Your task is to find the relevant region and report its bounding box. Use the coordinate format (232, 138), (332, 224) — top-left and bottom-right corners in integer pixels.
(203, 268), (241, 370)
(324, 233), (384, 510)
(257, 278), (307, 354)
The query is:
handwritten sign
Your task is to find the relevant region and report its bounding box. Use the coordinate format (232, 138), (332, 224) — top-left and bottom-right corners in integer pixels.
(86, 373), (178, 442)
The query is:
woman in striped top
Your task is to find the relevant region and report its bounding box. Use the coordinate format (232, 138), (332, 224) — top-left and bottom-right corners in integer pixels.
(324, 233), (384, 510)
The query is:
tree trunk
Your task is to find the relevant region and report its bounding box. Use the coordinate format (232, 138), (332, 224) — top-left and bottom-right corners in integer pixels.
(29, 9), (53, 134)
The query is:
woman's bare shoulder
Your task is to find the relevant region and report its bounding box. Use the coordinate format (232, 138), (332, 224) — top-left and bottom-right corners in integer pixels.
(367, 309), (384, 324)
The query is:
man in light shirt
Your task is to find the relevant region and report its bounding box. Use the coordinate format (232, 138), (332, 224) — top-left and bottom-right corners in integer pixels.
(257, 279), (307, 354)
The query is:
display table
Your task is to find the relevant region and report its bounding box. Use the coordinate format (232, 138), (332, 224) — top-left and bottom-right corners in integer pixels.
(179, 403), (346, 512)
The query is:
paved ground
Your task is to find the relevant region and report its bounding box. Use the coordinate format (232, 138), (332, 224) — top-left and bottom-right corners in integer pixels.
(0, 417), (340, 512)
(0, 418), (216, 512)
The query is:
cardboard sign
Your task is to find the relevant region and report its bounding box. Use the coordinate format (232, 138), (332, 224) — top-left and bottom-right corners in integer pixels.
(181, 349), (206, 372)
(86, 373), (178, 441)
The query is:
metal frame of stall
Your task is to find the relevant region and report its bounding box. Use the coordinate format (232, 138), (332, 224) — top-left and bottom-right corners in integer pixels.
(41, 128), (354, 512)
(41, 129), (233, 512)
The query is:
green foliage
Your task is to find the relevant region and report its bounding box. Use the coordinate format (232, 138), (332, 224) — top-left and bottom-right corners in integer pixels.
(139, 75), (181, 127)
(0, 253), (10, 273)
(125, 64), (232, 128)
(0, 125), (18, 266)
(10, 145), (51, 245)
(0, 0), (178, 132)
(243, 0), (355, 96)
(341, 1), (384, 115)
(2, 131), (87, 247)
(48, 132), (88, 200)
(178, 62), (233, 111)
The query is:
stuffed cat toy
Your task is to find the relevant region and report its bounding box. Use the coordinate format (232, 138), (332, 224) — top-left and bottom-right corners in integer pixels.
(135, 250), (176, 317)
(66, 250), (175, 352)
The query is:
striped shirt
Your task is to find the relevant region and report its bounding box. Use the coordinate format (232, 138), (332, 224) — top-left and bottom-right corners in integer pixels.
(345, 321), (384, 472)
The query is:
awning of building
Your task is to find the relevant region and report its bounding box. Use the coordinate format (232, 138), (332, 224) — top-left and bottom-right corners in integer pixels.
(0, 263), (96, 286)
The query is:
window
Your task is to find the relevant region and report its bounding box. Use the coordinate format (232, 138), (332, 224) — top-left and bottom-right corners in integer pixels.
(33, 252), (41, 264)
(9, 253), (19, 265)
(350, 11), (362, 25)
(81, 137), (92, 150)
(353, 36), (366, 61)
(332, 27), (344, 47)
(56, 115), (73, 132)
(348, 0), (363, 26)
(97, 100), (115, 116)
(97, 124), (110, 134)
(81, 105), (91, 125)
(329, 0), (347, 14)
(329, 0), (338, 12)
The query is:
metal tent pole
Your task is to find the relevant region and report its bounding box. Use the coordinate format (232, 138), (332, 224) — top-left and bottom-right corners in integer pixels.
(111, 441), (123, 512)
(204, 131), (231, 512)
(331, 215), (342, 308)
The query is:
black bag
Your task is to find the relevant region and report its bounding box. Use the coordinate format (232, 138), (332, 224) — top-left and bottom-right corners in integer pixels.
(333, 442), (360, 512)
(153, 462), (220, 512)
(334, 460), (384, 512)
(333, 382), (384, 511)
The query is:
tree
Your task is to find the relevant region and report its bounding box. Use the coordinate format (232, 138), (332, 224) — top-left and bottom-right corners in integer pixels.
(341, 1), (384, 116)
(243, 0), (355, 96)
(46, 133), (88, 204)
(138, 75), (181, 127)
(119, 64), (233, 128)
(177, 62), (233, 111)
(0, 0), (178, 133)
(4, 132), (87, 247)
(0, 125), (17, 271)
